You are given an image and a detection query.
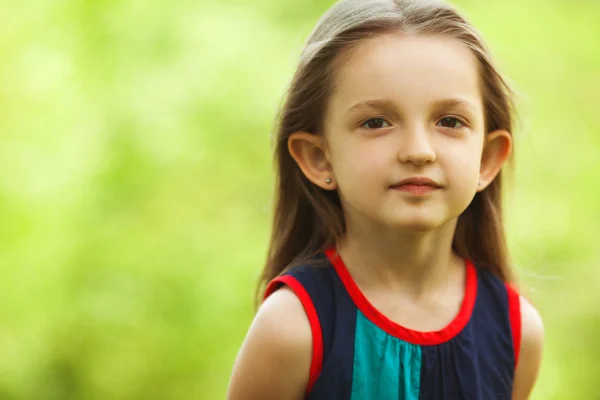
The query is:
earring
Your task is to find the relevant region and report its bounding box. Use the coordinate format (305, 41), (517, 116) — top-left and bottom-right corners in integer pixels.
(325, 177), (332, 184)
(478, 179), (483, 186)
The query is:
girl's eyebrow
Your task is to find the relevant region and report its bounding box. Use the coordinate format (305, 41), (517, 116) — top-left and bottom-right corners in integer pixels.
(430, 98), (480, 113)
(346, 98), (396, 115)
(346, 97), (479, 115)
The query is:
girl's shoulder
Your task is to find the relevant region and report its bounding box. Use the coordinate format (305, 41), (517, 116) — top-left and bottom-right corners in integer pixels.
(513, 295), (544, 399)
(228, 286), (312, 400)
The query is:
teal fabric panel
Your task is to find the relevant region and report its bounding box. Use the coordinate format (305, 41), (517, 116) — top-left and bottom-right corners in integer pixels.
(351, 311), (421, 400)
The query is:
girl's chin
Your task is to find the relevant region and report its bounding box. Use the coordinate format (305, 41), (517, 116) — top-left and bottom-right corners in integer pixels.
(382, 214), (455, 233)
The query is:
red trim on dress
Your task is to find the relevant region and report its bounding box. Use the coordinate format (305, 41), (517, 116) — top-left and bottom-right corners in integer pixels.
(506, 283), (522, 369)
(264, 275), (323, 395)
(324, 247), (478, 346)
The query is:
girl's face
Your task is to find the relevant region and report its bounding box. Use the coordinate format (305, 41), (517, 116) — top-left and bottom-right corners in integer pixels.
(323, 33), (487, 232)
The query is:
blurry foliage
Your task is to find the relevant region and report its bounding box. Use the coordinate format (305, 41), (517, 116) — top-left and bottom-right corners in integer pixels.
(0, 0), (599, 398)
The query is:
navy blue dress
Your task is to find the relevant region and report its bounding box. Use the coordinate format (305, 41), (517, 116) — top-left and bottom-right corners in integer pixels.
(264, 248), (521, 399)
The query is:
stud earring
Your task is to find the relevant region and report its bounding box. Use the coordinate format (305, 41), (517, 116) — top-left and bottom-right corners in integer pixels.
(325, 177), (332, 184)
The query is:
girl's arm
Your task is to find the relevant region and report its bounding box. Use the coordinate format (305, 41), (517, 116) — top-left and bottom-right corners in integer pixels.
(512, 296), (545, 400)
(227, 287), (312, 400)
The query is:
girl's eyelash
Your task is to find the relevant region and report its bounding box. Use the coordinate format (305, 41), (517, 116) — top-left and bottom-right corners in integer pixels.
(359, 117), (391, 130)
(436, 116), (468, 129)
(358, 115), (469, 130)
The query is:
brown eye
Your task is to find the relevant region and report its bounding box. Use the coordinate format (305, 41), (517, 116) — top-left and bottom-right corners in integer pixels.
(362, 118), (390, 130)
(437, 117), (464, 129)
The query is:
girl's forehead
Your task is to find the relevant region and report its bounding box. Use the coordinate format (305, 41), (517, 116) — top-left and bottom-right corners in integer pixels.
(330, 33), (483, 113)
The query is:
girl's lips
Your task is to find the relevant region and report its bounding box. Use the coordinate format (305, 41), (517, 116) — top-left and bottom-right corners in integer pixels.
(390, 177), (443, 195)
(391, 183), (440, 195)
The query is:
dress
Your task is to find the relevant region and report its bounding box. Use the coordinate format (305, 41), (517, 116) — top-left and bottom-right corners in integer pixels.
(264, 248), (521, 400)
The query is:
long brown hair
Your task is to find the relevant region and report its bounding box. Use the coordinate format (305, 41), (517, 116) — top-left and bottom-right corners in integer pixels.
(258, 0), (517, 301)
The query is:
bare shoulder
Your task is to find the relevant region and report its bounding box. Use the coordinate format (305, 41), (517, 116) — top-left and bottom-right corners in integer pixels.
(227, 287), (312, 400)
(520, 295), (544, 345)
(512, 295), (544, 400)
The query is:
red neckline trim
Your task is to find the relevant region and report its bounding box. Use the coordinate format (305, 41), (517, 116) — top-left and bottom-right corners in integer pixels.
(324, 248), (478, 345)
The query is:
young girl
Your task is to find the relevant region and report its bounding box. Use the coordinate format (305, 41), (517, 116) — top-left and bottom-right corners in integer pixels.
(228, 0), (544, 398)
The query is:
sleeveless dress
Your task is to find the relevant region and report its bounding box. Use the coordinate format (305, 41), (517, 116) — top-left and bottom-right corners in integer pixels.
(264, 248), (521, 400)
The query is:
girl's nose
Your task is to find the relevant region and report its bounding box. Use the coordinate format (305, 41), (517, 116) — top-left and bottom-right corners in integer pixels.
(396, 124), (437, 166)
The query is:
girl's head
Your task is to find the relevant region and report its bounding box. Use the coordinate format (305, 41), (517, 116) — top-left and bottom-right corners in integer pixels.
(260, 0), (516, 296)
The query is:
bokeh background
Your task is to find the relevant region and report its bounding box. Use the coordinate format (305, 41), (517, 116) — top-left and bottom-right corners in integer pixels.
(1, 0), (599, 398)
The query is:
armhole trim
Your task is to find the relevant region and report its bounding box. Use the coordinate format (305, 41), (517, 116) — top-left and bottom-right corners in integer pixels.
(506, 283), (522, 370)
(264, 275), (323, 395)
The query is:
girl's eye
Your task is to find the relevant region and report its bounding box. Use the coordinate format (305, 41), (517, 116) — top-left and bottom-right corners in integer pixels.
(361, 118), (390, 130)
(437, 117), (464, 129)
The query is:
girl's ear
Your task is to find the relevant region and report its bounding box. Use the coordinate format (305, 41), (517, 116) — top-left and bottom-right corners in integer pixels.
(478, 129), (512, 191)
(288, 132), (337, 190)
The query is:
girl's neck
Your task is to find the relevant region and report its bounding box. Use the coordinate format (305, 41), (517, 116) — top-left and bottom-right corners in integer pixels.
(336, 217), (463, 298)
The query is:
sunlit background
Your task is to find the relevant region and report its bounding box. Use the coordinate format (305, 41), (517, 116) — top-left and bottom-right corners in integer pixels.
(1, 0), (599, 398)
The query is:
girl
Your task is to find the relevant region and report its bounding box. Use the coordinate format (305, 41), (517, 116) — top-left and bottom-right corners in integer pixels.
(228, 0), (544, 398)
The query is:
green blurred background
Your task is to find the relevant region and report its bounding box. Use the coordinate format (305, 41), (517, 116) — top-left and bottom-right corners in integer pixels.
(1, 0), (598, 398)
